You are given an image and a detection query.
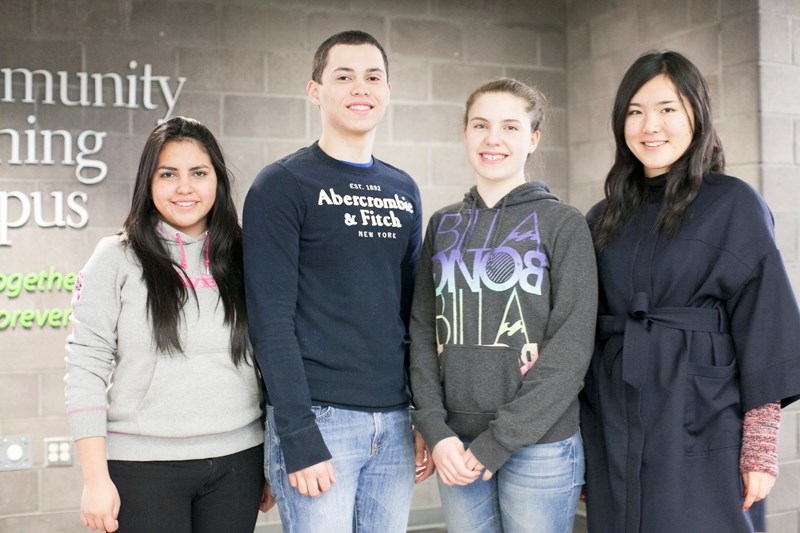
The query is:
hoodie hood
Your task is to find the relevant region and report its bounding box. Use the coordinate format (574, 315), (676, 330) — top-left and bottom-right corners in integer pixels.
(155, 219), (209, 247)
(458, 181), (560, 254)
(155, 220), (212, 282)
(462, 181), (559, 210)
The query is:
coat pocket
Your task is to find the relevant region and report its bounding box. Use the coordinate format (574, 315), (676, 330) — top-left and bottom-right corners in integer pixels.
(684, 359), (742, 455)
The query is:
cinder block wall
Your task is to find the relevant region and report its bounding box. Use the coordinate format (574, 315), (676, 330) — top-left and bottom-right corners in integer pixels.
(566, 0), (800, 531)
(758, 2), (800, 531)
(3, 0), (800, 530)
(0, 1), (567, 530)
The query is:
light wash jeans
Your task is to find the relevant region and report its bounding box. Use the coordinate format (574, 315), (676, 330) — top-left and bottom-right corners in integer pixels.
(266, 405), (415, 533)
(437, 431), (585, 533)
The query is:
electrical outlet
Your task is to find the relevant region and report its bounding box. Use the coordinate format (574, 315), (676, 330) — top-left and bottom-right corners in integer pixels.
(44, 437), (74, 467)
(0, 435), (32, 471)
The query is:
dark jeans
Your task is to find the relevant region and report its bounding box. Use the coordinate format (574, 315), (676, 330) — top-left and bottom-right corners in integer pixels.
(108, 444), (264, 533)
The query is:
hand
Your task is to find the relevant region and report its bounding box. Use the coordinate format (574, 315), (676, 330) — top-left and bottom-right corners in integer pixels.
(463, 448), (492, 481)
(742, 471), (776, 512)
(288, 460), (336, 497)
(431, 437), (481, 486)
(80, 476), (120, 532)
(259, 481), (276, 512)
(413, 429), (435, 484)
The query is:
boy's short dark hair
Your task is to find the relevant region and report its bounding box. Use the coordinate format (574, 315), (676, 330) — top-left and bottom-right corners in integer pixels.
(311, 30), (389, 83)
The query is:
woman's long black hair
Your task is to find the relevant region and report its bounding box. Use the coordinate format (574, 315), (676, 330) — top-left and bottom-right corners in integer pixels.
(122, 116), (250, 365)
(593, 50), (725, 250)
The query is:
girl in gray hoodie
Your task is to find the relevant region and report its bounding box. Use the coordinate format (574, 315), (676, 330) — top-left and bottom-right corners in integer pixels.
(65, 117), (270, 532)
(409, 79), (597, 533)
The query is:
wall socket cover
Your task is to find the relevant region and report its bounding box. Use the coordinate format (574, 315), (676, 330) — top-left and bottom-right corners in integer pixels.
(44, 437), (74, 467)
(0, 435), (33, 471)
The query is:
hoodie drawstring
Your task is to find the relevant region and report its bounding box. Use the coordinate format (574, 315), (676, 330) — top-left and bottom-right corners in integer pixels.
(458, 194), (508, 259)
(488, 196), (509, 252)
(204, 234), (210, 275)
(175, 232), (188, 270)
(175, 231), (211, 275)
(483, 196), (510, 274)
(458, 195), (479, 257)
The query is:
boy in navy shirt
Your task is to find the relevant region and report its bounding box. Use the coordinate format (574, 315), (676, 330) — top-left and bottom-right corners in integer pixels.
(243, 30), (433, 532)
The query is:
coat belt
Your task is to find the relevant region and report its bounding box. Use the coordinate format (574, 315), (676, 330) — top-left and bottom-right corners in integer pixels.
(597, 292), (728, 390)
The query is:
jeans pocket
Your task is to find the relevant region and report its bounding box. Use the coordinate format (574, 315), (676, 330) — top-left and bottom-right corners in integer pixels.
(505, 432), (583, 492)
(310, 405), (334, 422)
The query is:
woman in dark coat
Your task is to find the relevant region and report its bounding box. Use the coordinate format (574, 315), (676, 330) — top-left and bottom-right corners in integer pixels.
(581, 50), (800, 533)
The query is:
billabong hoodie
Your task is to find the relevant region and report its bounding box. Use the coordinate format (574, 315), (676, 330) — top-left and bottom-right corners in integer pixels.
(65, 221), (263, 460)
(409, 181), (597, 473)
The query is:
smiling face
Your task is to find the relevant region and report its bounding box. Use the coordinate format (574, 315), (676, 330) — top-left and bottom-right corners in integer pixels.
(464, 91), (540, 190)
(150, 139), (217, 237)
(307, 43), (391, 140)
(624, 73), (695, 177)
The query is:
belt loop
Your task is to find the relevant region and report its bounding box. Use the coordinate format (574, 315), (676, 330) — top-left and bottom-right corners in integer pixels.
(629, 292), (650, 320)
(716, 305), (729, 333)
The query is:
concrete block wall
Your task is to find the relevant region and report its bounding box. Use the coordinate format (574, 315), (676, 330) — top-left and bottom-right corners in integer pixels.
(0, 0), (567, 530)
(566, 0), (800, 530)
(759, 1), (800, 531)
(4, 0), (799, 530)
(565, 0), (764, 212)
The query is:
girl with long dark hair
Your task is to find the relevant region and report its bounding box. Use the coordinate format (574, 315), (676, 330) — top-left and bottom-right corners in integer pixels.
(65, 117), (272, 532)
(582, 50), (800, 532)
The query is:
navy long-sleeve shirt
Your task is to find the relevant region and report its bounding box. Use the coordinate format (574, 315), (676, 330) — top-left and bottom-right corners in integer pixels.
(243, 142), (422, 472)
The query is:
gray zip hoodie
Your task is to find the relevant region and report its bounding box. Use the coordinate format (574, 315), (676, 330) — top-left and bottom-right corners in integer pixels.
(409, 182), (597, 473)
(65, 222), (263, 460)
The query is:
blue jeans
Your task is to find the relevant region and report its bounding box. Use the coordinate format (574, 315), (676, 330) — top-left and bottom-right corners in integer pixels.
(266, 405), (415, 533)
(437, 431), (585, 533)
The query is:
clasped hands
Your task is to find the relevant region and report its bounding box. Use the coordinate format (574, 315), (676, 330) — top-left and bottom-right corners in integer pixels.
(432, 436), (492, 486)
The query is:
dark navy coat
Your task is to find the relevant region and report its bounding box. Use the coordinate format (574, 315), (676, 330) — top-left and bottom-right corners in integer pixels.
(581, 172), (800, 532)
